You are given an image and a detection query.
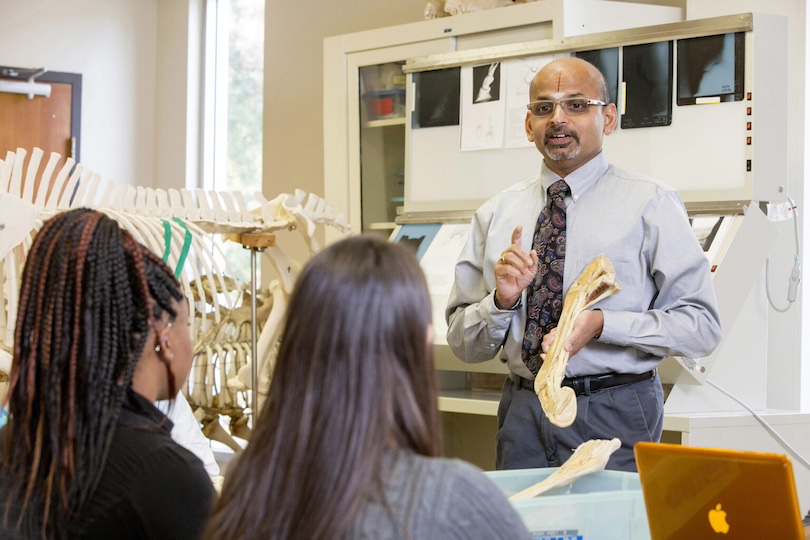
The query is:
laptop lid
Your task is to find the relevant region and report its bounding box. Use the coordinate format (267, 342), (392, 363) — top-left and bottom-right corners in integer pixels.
(634, 442), (804, 540)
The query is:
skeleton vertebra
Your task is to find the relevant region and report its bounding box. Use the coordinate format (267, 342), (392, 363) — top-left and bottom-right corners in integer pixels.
(534, 254), (621, 427)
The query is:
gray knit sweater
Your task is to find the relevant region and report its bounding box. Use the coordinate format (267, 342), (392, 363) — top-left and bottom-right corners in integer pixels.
(346, 447), (531, 539)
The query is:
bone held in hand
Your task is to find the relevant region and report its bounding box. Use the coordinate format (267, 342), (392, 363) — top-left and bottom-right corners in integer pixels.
(534, 254), (621, 428)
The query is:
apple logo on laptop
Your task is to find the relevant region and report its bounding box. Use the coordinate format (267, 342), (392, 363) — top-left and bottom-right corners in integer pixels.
(708, 503), (730, 534)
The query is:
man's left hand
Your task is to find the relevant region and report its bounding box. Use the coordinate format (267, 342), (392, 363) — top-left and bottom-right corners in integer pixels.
(540, 309), (604, 359)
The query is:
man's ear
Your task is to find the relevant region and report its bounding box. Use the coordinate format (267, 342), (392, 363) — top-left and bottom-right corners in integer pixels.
(603, 103), (618, 135)
(525, 112), (535, 142)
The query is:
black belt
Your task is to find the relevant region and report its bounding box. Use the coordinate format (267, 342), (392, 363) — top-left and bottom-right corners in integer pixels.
(514, 369), (655, 396)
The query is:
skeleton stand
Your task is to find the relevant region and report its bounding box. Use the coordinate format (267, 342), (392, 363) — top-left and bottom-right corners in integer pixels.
(224, 231), (276, 425)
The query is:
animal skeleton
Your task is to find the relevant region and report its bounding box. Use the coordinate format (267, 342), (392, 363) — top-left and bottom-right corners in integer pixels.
(534, 254), (621, 427)
(0, 147), (350, 453)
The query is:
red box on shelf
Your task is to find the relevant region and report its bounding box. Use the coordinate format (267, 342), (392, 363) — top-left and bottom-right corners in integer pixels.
(362, 90), (405, 120)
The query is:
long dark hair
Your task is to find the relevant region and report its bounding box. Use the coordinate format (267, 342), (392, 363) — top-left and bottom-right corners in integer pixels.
(1, 208), (184, 538)
(205, 235), (440, 539)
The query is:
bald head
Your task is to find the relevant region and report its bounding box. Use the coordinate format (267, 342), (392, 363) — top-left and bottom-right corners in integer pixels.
(524, 56), (617, 177)
(530, 57), (610, 104)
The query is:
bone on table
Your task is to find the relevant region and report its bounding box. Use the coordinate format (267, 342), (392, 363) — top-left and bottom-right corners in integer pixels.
(534, 253), (621, 428)
(509, 437), (622, 500)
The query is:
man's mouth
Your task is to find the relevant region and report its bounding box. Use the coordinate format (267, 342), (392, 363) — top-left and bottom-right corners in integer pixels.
(545, 130), (577, 146)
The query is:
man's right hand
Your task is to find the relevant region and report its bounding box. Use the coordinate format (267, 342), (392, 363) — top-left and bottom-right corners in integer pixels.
(494, 225), (538, 309)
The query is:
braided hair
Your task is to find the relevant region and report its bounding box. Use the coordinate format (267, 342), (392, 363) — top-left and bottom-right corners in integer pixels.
(1, 208), (184, 538)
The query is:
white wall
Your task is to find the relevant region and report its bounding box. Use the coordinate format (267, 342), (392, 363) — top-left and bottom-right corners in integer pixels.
(0, 0), (159, 187)
(154, 0), (204, 191)
(262, 0), (426, 262)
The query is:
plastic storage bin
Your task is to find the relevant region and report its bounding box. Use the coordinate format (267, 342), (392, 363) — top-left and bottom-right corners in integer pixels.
(362, 90), (406, 121)
(485, 468), (651, 540)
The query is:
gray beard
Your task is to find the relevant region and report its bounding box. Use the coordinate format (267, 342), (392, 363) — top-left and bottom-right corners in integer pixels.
(544, 144), (581, 161)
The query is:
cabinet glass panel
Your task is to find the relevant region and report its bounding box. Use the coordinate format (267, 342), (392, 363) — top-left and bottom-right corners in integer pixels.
(358, 62), (406, 236)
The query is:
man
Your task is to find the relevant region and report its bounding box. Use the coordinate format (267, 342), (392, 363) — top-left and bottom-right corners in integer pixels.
(445, 57), (721, 472)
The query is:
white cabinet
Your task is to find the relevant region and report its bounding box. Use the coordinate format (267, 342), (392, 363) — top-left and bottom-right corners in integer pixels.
(324, 0), (682, 240)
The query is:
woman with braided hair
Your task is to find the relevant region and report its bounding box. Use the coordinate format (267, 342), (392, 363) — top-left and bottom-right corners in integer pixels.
(0, 208), (215, 539)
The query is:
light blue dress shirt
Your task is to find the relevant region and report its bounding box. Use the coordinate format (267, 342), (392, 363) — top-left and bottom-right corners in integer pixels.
(446, 151), (722, 380)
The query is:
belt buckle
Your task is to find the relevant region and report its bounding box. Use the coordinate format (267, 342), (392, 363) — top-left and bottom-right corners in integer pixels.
(571, 377), (587, 396)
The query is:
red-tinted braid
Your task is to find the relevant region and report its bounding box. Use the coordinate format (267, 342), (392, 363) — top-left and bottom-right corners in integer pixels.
(24, 223), (67, 431)
(122, 233), (181, 398)
(65, 211), (103, 474)
(4, 210), (75, 523)
(119, 232), (164, 390)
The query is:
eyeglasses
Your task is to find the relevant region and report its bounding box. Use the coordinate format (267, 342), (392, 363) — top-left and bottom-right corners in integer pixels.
(527, 98), (607, 117)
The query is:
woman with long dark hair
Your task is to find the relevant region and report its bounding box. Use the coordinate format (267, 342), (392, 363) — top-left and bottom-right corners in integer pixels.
(205, 235), (529, 539)
(1, 208), (215, 539)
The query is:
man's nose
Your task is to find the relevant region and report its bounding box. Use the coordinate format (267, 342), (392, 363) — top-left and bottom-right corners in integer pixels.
(548, 102), (568, 123)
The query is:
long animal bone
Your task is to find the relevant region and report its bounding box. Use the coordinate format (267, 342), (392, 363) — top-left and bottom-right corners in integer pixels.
(509, 437), (622, 500)
(534, 254), (621, 428)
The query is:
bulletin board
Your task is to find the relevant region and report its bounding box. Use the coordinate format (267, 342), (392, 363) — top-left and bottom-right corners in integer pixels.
(400, 12), (787, 219)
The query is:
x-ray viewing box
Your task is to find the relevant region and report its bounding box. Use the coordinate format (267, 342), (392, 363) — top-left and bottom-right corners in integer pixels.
(400, 13), (786, 214)
(390, 12), (789, 417)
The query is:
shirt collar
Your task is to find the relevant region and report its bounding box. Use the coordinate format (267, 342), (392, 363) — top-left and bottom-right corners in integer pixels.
(121, 387), (174, 433)
(540, 151), (609, 203)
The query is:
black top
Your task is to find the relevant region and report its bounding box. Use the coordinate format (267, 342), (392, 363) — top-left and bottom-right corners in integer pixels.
(2, 388), (216, 539)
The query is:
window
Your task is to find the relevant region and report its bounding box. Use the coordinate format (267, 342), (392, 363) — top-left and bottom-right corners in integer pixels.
(203, 0), (264, 284)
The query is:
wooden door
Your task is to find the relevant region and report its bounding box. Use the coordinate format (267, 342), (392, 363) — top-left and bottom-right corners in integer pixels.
(0, 68), (81, 200)
(0, 79), (72, 160)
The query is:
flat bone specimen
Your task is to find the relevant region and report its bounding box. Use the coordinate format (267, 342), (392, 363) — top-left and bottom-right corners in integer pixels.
(509, 437), (621, 500)
(534, 254), (621, 427)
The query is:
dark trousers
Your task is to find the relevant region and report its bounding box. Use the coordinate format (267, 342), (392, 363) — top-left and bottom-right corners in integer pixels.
(495, 372), (663, 472)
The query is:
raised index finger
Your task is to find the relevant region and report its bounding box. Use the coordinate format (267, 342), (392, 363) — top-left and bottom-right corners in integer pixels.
(511, 225), (523, 246)
(511, 225), (533, 266)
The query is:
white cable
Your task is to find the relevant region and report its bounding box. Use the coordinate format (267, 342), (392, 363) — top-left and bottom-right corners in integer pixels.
(764, 195), (801, 312)
(789, 195), (801, 256)
(765, 259), (793, 312)
(705, 378), (810, 472)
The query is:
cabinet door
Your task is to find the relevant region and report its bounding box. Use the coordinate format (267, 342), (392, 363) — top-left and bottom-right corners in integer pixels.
(357, 62), (406, 235)
(325, 41), (453, 241)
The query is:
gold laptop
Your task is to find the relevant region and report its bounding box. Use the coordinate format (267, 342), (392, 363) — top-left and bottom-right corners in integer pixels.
(634, 442), (804, 539)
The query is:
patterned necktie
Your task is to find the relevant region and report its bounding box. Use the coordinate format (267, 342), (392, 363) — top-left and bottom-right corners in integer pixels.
(521, 179), (570, 375)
